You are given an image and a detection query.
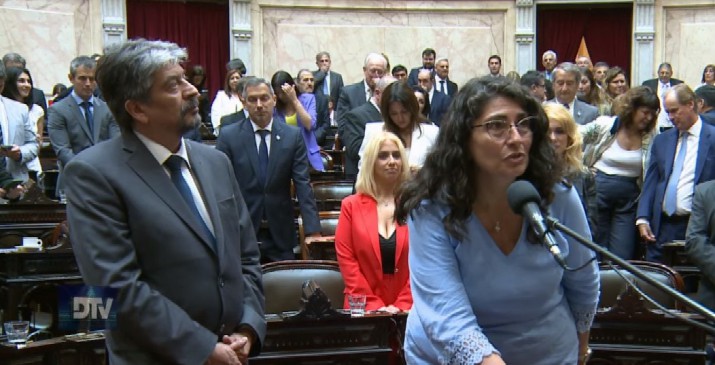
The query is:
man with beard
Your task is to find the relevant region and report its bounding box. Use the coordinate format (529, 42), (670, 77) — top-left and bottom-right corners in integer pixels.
(63, 39), (266, 365)
(407, 48), (436, 87)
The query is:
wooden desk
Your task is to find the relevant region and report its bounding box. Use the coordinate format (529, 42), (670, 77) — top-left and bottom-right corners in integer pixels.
(0, 314), (406, 365)
(662, 240), (702, 294)
(305, 235), (337, 261)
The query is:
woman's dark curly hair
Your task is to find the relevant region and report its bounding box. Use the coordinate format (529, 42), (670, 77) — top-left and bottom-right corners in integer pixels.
(395, 77), (560, 240)
(612, 86), (660, 135)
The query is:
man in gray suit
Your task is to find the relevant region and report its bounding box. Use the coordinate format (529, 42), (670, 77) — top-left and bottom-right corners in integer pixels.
(64, 39), (265, 365)
(48, 56), (120, 168)
(0, 63), (38, 182)
(685, 180), (715, 310)
(547, 63), (598, 125)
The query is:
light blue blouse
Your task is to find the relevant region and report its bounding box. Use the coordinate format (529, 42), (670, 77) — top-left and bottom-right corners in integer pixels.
(405, 184), (599, 364)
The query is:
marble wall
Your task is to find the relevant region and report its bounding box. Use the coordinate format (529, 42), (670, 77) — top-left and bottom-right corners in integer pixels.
(0, 0), (103, 93)
(660, 2), (715, 88)
(254, 0), (514, 87)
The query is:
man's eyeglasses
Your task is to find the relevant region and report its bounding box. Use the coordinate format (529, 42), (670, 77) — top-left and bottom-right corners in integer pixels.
(473, 116), (536, 140)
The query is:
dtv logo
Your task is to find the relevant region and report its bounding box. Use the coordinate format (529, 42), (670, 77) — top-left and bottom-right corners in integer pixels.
(73, 297), (114, 320)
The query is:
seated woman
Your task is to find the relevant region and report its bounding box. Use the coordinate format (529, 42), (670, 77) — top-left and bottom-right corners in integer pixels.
(396, 78), (598, 364)
(271, 71), (324, 171)
(544, 104), (597, 239)
(335, 131), (412, 313)
(580, 86), (660, 260)
(359, 81), (439, 174)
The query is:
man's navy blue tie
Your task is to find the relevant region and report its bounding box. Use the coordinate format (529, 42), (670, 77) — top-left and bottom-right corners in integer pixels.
(81, 101), (93, 136)
(164, 155), (216, 248)
(664, 132), (688, 216)
(257, 130), (270, 186)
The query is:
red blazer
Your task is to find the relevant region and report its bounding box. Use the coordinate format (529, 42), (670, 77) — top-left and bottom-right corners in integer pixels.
(335, 193), (412, 311)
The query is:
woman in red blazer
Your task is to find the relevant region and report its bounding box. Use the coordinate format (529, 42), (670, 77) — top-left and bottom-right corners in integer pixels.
(335, 131), (413, 313)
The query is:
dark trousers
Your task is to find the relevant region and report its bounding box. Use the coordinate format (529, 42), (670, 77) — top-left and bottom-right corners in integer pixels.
(595, 171), (640, 260)
(257, 226), (294, 264)
(646, 214), (689, 263)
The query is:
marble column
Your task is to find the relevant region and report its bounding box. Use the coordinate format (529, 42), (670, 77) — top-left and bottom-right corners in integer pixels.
(229, 0), (253, 74)
(633, 0), (655, 85)
(515, 0), (536, 74)
(101, 0), (127, 48)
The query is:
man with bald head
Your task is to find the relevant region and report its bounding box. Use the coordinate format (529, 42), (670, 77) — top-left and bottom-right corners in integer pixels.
(637, 84), (715, 262)
(335, 53), (387, 132)
(341, 76), (396, 180)
(417, 68), (450, 125)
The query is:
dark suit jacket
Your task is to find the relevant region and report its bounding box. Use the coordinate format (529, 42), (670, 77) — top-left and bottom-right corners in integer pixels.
(314, 91), (331, 146)
(407, 67), (434, 88)
(637, 121), (715, 237)
(336, 81), (368, 130)
(701, 110), (715, 126)
(439, 78), (458, 96)
(685, 180), (715, 310)
(334, 193), (412, 311)
(341, 102), (382, 177)
(64, 132), (266, 365)
(47, 95), (120, 167)
(429, 90), (451, 126)
(313, 70), (344, 104)
(215, 119), (321, 255)
(219, 109), (249, 131)
(641, 78), (684, 94)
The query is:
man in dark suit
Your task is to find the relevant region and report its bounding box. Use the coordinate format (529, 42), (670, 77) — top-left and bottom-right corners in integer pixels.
(342, 76), (396, 180)
(642, 63), (683, 97)
(434, 58), (458, 97)
(219, 76), (254, 132)
(417, 69), (450, 126)
(336, 53), (388, 138)
(637, 84), (715, 262)
(546, 63), (599, 125)
(541, 50), (558, 82)
(684, 180), (715, 310)
(696, 85), (715, 125)
(216, 78), (321, 263)
(520, 70), (547, 102)
(296, 69), (331, 147)
(64, 39), (265, 365)
(3, 52), (48, 117)
(313, 51), (344, 108)
(407, 48), (436, 87)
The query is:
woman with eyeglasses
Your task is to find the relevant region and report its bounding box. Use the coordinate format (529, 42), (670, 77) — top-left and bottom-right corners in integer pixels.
(396, 78), (598, 365)
(580, 86), (660, 260)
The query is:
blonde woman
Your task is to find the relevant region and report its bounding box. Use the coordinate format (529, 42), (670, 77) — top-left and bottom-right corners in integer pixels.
(544, 103), (597, 238)
(335, 131), (412, 313)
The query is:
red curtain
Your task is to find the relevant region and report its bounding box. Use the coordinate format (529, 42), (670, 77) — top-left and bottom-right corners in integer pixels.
(126, 0), (229, 100)
(537, 5), (633, 79)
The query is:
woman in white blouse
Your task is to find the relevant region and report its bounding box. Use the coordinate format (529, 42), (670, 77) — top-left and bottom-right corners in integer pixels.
(359, 81), (439, 174)
(1, 67), (42, 175)
(210, 68), (243, 135)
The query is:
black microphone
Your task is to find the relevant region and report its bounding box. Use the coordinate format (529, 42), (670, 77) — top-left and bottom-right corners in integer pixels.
(507, 180), (567, 267)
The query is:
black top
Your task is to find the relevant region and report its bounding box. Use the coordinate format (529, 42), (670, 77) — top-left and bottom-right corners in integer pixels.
(379, 230), (396, 274)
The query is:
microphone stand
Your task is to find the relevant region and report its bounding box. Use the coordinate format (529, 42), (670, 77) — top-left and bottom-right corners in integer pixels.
(546, 216), (715, 326)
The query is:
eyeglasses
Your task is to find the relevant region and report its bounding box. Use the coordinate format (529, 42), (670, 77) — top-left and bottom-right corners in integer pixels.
(473, 116), (536, 140)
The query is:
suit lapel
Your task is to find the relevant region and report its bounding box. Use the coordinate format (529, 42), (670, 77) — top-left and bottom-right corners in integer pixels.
(92, 100), (106, 141)
(123, 133), (216, 253)
(695, 124), (712, 183)
(240, 120), (262, 185)
(359, 195), (383, 277)
(187, 143), (223, 259)
(70, 101), (93, 142)
(265, 121), (283, 185)
(664, 130), (679, 178)
(394, 224), (407, 269)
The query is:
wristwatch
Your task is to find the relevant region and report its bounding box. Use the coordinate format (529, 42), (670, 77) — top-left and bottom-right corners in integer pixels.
(581, 347), (592, 363)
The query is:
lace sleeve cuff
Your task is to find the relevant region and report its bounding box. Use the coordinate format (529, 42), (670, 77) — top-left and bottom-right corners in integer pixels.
(572, 307), (597, 333)
(442, 328), (500, 365)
